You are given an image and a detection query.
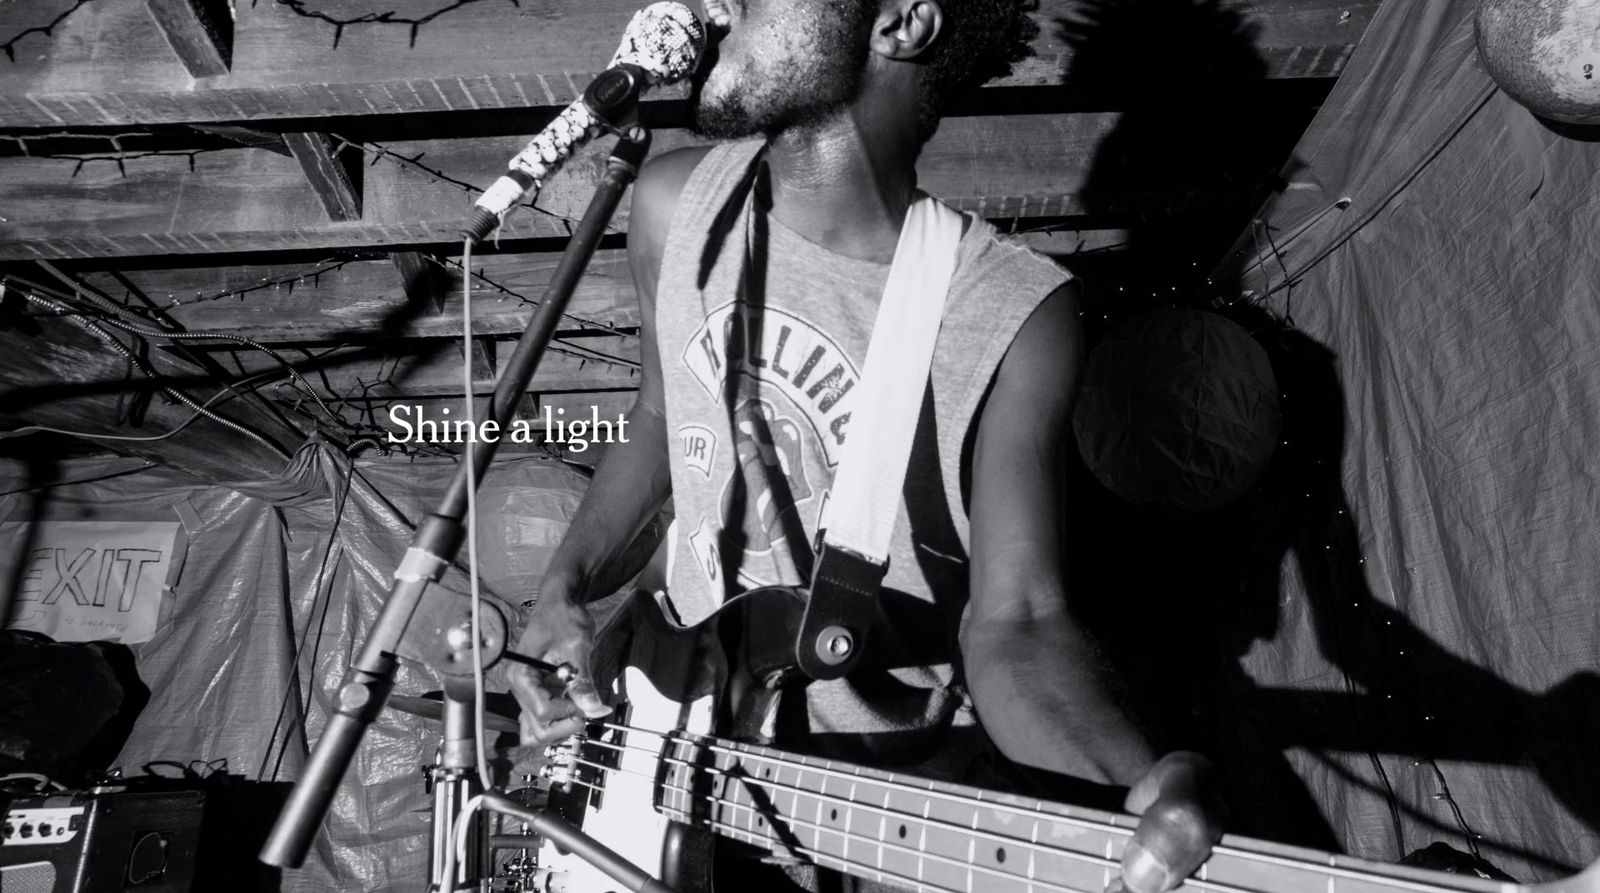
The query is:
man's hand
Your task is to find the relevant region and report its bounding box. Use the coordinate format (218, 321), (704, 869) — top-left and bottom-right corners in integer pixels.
(506, 578), (611, 745)
(1118, 752), (1228, 893)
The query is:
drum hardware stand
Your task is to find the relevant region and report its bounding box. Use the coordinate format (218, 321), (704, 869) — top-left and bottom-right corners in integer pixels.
(429, 680), (485, 890)
(260, 129), (676, 893)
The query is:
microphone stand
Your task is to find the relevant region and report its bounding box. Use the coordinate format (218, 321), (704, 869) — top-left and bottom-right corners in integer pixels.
(260, 129), (653, 879)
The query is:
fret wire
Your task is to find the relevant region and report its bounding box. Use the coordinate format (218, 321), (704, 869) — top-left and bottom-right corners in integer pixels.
(920, 797), (932, 886)
(587, 724), (1501, 893)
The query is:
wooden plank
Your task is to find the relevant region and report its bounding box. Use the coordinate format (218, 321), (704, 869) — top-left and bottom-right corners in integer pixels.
(0, 0), (1375, 127)
(283, 131), (362, 220)
(142, 0), (231, 77)
(0, 115), (1236, 259)
(391, 250), (444, 315)
(69, 251), (640, 342)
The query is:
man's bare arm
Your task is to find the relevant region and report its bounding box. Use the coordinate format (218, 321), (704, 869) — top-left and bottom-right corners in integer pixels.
(509, 147), (708, 742)
(533, 146), (710, 601)
(960, 280), (1153, 782)
(960, 281), (1224, 892)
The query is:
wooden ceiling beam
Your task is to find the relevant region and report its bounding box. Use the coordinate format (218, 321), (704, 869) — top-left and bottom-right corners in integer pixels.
(283, 132), (363, 221)
(0, 114), (1231, 259)
(0, 0), (1373, 128)
(142, 0), (232, 78)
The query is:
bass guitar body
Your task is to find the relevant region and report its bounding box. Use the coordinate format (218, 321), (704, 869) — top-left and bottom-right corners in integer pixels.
(529, 588), (1600, 893)
(537, 586), (808, 893)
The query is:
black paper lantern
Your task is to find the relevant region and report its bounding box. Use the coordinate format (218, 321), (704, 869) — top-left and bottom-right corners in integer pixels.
(1073, 308), (1282, 515)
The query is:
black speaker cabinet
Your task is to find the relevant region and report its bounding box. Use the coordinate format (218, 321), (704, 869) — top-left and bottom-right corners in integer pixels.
(1, 789), (203, 893)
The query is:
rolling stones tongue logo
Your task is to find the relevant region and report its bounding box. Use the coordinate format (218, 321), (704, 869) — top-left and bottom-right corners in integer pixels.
(721, 398), (811, 554)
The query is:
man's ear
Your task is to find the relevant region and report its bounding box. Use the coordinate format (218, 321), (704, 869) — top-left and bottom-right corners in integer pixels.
(869, 0), (943, 60)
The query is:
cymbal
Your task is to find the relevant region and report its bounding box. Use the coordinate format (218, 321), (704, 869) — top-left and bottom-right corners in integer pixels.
(389, 691), (522, 733)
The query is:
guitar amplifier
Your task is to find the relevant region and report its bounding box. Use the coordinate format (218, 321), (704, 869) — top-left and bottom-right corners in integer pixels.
(0, 788), (203, 893)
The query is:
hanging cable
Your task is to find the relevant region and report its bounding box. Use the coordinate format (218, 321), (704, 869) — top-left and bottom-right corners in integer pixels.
(14, 290), (290, 459)
(7, 272), (343, 430)
(3, 383), (239, 443)
(259, 454), (357, 782)
(462, 236), (493, 794)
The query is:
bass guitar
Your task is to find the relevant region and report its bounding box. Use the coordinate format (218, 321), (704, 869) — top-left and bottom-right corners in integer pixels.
(518, 587), (1596, 893)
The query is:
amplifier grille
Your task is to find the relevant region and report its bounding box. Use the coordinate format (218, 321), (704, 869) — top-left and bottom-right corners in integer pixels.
(0, 861), (56, 893)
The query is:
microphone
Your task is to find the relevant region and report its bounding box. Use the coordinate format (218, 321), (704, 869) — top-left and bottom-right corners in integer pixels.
(463, 2), (706, 242)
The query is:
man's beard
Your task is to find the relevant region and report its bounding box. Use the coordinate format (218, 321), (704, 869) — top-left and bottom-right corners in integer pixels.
(690, 2), (875, 139)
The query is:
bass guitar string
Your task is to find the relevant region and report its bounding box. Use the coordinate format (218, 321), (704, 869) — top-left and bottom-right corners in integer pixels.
(568, 753), (1258, 893)
(562, 755), (1090, 893)
(565, 723), (1502, 893)
(571, 749), (1128, 887)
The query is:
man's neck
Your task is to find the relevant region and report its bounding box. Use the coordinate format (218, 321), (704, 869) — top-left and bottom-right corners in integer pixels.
(763, 107), (922, 263)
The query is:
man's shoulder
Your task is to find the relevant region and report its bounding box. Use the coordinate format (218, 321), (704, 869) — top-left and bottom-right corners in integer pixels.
(630, 141), (766, 267)
(952, 214), (1073, 286)
(632, 146), (716, 236)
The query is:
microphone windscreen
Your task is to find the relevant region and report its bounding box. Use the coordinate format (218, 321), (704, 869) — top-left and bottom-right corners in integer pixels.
(610, 2), (706, 83)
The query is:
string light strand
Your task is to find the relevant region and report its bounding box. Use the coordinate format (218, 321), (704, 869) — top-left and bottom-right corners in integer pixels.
(1, 0), (95, 63)
(259, 0), (519, 49)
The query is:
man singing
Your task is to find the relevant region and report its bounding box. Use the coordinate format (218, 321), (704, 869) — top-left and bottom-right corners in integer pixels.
(508, 1), (1224, 890)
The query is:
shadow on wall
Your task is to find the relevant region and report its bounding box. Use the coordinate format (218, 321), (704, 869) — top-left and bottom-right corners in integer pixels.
(1064, 313), (1598, 872)
(1052, 0), (1313, 313)
(1046, 0), (1600, 874)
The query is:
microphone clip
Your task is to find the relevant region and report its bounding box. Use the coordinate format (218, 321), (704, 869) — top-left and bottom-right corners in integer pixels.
(583, 63), (649, 132)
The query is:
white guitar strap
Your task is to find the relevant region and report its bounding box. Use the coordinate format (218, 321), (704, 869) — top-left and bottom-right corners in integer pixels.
(796, 194), (964, 679)
(819, 195), (963, 560)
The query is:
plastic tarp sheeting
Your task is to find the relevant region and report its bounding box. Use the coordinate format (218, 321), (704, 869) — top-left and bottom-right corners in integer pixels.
(0, 446), (589, 892)
(1207, 0), (1600, 879)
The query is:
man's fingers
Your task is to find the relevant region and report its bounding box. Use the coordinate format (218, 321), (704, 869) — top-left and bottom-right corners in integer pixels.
(1119, 753), (1226, 893)
(567, 676), (610, 718)
(1123, 796), (1221, 893)
(519, 711), (586, 747)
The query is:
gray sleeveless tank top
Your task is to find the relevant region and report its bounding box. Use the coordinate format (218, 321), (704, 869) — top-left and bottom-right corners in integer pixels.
(654, 139), (1071, 766)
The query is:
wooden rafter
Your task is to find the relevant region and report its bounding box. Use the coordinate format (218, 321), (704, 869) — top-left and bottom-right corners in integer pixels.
(283, 132), (363, 221)
(0, 0), (1374, 127)
(0, 115), (1245, 259)
(142, 0), (232, 78)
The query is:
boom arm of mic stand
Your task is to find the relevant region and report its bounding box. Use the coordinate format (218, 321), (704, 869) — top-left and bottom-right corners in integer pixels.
(259, 130), (653, 870)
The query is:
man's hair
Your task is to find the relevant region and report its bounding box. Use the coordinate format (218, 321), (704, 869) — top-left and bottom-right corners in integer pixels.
(916, 0), (1039, 141)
